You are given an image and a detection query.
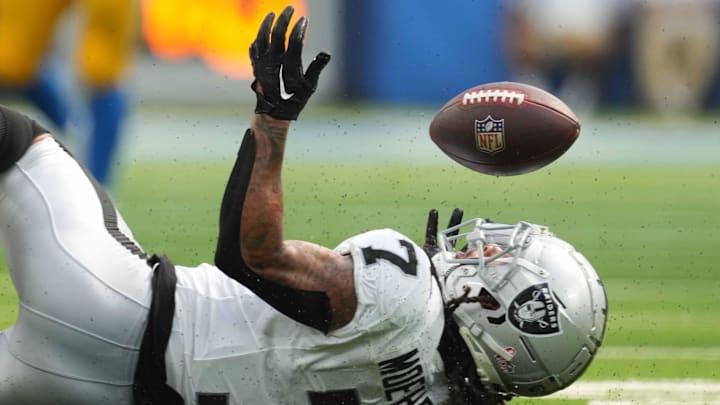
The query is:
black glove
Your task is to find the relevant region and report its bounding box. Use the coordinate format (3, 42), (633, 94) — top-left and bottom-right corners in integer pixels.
(424, 208), (464, 258)
(249, 6), (331, 120)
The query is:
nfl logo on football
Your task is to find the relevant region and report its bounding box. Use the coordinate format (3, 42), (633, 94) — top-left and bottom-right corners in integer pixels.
(475, 115), (505, 155)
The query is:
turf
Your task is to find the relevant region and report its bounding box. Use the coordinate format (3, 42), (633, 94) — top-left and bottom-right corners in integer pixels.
(1, 161), (719, 402)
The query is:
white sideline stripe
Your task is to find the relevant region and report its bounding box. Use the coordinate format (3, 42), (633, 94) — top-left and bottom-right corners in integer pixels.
(589, 402), (720, 405)
(598, 346), (720, 361)
(547, 380), (720, 404)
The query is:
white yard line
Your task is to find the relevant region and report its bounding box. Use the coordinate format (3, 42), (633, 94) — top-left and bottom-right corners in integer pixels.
(533, 347), (720, 403)
(547, 380), (720, 404)
(589, 402), (720, 405)
(598, 346), (720, 361)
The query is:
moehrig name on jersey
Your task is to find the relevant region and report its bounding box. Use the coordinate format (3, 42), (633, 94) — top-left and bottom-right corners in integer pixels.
(378, 349), (432, 404)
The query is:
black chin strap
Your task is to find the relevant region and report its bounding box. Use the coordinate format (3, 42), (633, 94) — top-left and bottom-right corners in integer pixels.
(430, 264), (508, 405)
(436, 317), (509, 405)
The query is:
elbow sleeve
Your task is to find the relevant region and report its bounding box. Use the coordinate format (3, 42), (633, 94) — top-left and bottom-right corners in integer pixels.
(215, 129), (256, 270)
(0, 105), (51, 171)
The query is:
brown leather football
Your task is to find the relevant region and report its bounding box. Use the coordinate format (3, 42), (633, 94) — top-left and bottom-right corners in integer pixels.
(429, 82), (580, 176)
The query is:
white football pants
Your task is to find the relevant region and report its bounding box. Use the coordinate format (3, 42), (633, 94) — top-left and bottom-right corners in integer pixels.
(0, 138), (152, 404)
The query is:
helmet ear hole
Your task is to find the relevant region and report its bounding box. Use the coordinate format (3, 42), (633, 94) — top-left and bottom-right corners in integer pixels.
(478, 288), (501, 310)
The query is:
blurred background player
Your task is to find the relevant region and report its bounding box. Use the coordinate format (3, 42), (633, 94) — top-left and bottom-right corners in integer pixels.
(502, 0), (625, 113)
(631, 0), (720, 115)
(502, 0), (720, 115)
(0, 0), (138, 186)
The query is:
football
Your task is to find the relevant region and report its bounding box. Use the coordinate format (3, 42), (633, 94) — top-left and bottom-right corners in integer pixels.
(429, 81), (580, 176)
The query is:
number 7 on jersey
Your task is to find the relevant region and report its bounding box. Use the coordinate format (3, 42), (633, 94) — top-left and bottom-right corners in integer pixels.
(361, 239), (418, 276)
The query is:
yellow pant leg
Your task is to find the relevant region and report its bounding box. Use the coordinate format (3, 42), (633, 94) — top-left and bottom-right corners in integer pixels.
(76, 0), (139, 87)
(0, 0), (70, 84)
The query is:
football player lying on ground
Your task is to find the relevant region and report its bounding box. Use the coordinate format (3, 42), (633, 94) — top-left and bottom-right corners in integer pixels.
(0, 6), (607, 405)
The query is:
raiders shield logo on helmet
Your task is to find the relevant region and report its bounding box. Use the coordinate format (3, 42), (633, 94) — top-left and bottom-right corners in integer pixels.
(508, 283), (561, 335)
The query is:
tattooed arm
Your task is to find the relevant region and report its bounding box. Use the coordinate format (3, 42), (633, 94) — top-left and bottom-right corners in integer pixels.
(240, 114), (357, 330)
(214, 7), (344, 331)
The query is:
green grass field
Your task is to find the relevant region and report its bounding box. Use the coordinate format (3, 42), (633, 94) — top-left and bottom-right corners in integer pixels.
(1, 158), (719, 403)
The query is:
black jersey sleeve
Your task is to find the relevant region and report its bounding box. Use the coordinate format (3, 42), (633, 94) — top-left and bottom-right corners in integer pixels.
(214, 129), (333, 334)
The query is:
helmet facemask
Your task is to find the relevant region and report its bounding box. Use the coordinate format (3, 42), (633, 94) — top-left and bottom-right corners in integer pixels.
(433, 218), (608, 397)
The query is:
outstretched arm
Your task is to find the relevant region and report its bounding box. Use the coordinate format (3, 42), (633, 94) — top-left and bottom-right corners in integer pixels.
(241, 114), (356, 329)
(214, 7), (353, 332)
(239, 114), (289, 268)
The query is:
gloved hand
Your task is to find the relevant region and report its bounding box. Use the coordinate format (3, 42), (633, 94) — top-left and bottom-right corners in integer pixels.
(424, 208), (464, 258)
(249, 6), (331, 120)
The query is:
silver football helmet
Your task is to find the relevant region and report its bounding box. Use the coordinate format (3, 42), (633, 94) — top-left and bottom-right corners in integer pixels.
(433, 218), (607, 397)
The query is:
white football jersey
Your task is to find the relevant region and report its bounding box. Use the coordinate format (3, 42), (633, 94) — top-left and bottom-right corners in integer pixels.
(166, 228), (447, 404)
